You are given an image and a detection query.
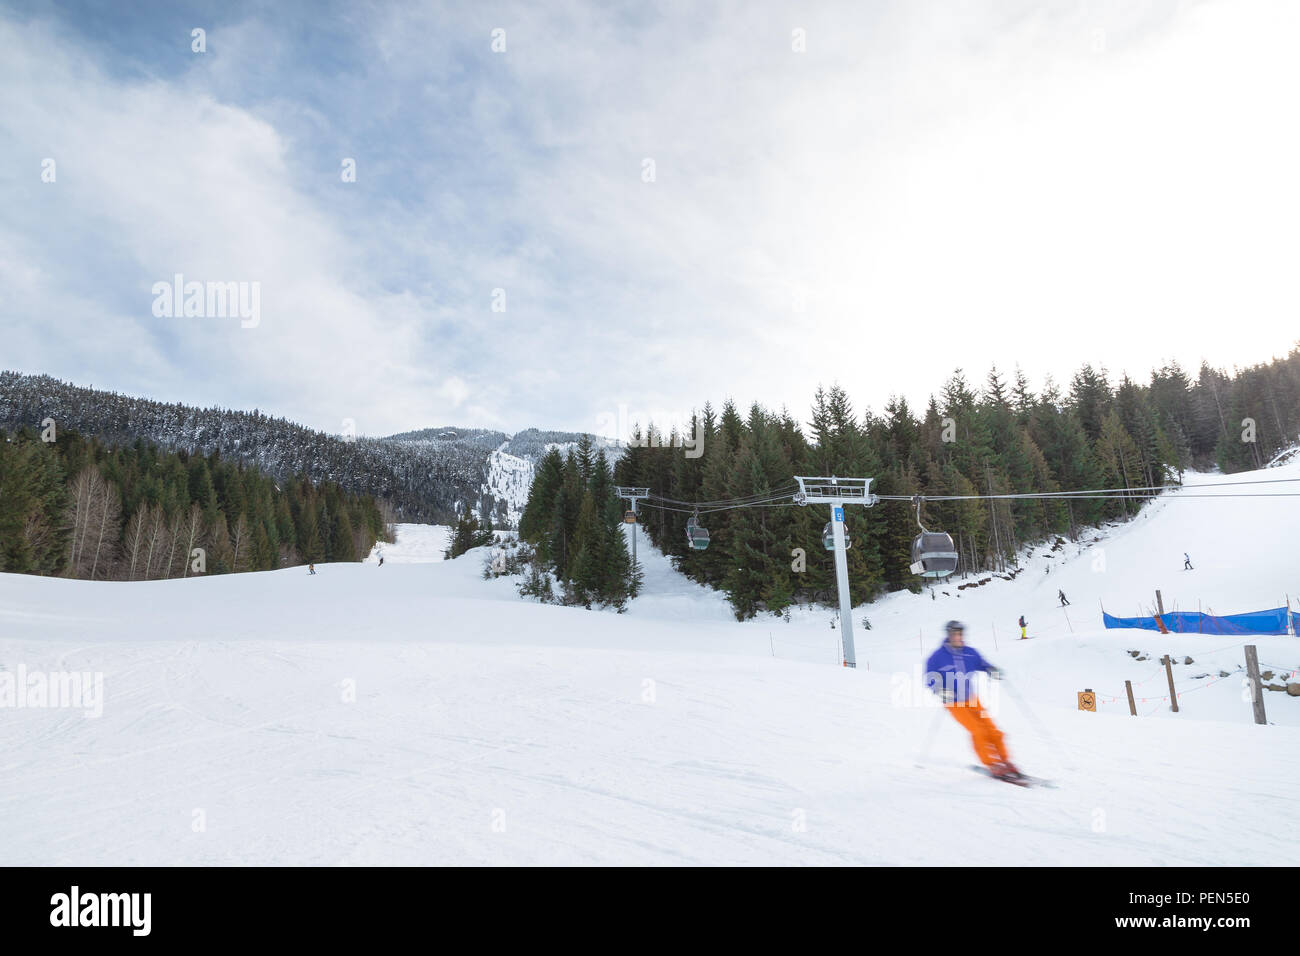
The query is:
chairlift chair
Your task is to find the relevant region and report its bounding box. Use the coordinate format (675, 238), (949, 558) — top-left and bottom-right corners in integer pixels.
(685, 514), (710, 551)
(910, 496), (957, 578)
(821, 521), (851, 551)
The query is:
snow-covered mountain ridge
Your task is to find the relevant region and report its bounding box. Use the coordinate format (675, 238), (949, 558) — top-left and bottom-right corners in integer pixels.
(0, 372), (615, 527)
(382, 427), (622, 525)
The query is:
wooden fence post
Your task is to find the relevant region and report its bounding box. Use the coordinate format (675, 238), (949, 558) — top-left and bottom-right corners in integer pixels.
(1163, 655), (1179, 712)
(1245, 645), (1267, 726)
(1125, 680), (1137, 716)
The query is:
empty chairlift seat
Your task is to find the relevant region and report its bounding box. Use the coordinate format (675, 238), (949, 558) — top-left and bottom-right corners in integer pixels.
(822, 521), (851, 551)
(911, 531), (958, 578)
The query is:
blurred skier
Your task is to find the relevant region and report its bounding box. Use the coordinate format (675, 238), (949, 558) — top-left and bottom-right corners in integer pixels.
(1019, 614), (1028, 639)
(1184, 552), (1193, 570)
(308, 563), (316, 575)
(925, 621), (1019, 780)
(1058, 589), (1070, 607)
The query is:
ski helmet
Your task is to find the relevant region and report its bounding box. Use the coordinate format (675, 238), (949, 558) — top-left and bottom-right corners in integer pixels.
(945, 620), (965, 634)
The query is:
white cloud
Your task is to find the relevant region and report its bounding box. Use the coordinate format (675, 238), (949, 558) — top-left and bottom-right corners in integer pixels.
(4, 0), (1298, 438)
(438, 376), (471, 407)
(0, 16), (456, 432)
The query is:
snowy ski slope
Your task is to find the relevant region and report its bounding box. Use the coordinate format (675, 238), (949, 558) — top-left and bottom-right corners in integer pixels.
(0, 460), (1297, 865)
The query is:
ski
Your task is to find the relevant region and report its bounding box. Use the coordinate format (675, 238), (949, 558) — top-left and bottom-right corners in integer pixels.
(970, 765), (1056, 788)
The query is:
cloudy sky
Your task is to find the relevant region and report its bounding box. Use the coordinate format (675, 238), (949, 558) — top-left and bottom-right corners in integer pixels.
(2, 0), (1297, 439)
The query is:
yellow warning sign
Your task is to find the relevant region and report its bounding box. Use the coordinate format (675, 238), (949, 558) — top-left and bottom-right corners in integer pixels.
(1078, 690), (1096, 712)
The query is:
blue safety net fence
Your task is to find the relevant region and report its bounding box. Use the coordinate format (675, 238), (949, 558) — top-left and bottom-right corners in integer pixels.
(1103, 607), (1293, 635)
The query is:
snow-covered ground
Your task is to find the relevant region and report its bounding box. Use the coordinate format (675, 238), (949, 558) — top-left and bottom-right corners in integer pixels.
(365, 523), (449, 564)
(1, 461), (1297, 865)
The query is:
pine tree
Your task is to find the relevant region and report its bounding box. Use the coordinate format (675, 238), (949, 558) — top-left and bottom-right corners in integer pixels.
(0, 437), (67, 574)
(1095, 410), (1145, 518)
(445, 511), (493, 559)
(569, 491), (604, 606)
(548, 452), (584, 578)
(298, 501), (323, 563)
(329, 508), (356, 562)
(1070, 364), (1112, 444)
(724, 426), (782, 619)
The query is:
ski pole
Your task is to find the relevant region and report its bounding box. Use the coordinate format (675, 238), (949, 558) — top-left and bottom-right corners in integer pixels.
(1000, 674), (1067, 767)
(913, 702), (947, 768)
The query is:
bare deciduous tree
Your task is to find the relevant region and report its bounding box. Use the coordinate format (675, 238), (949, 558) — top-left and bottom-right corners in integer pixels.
(230, 513), (250, 573)
(161, 513), (182, 579)
(181, 504), (205, 577)
(65, 466), (121, 580)
(141, 504), (166, 579)
(123, 508), (148, 581)
(66, 466), (101, 574)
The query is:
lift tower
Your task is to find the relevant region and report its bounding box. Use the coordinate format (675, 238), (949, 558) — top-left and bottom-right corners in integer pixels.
(793, 476), (879, 668)
(615, 487), (650, 568)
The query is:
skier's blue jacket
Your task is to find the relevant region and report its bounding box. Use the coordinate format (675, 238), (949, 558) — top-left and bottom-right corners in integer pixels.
(925, 641), (993, 703)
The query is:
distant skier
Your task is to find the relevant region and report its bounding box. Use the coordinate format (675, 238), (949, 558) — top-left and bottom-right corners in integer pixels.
(1184, 552), (1194, 570)
(308, 563), (316, 575)
(1019, 614), (1028, 639)
(925, 621), (1019, 780)
(378, 552), (384, 567)
(1058, 589), (1070, 607)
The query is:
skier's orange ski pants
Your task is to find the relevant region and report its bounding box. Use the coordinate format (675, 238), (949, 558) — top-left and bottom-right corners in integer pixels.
(946, 697), (1010, 767)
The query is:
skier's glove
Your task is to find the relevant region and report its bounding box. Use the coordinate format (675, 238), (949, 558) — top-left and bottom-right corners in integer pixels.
(987, 667), (1004, 681)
